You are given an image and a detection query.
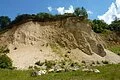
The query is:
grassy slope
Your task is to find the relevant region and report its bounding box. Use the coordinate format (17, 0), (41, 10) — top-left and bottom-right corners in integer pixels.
(100, 30), (120, 55)
(0, 64), (120, 80)
(108, 45), (120, 55)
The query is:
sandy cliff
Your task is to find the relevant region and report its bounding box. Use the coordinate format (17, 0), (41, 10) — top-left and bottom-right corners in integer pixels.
(0, 17), (120, 69)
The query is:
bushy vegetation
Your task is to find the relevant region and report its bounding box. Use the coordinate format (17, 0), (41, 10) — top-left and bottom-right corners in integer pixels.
(0, 16), (11, 30)
(0, 46), (12, 69)
(0, 54), (12, 69)
(91, 19), (120, 33)
(92, 19), (108, 33)
(74, 7), (88, 19)
(108, 20), (120, 32)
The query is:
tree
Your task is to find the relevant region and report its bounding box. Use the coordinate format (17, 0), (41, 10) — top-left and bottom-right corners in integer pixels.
(74, 7), (81, 17)
(92, 19), (108, 33)
(74, 7), (88, 19)
(0, 16), (11, 29)
(81, 7), (88, 18)
(108, 20), (120, 31)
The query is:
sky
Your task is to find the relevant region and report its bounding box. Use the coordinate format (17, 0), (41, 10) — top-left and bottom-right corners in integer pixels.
(0, 0), (117, 23)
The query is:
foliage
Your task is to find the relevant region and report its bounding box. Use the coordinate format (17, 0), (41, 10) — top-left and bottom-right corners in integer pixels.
(92, 19), (108, 33)
(74, 7), (88, 19)
(108, 20), (120, 32)
(0, 54), (12, 69)
(11, 14), (34, 25)
(0, 16), (11, 29)
(0, 46), (12, 69)
(74, 8), (81, 17)
(34, 13), (53, 21)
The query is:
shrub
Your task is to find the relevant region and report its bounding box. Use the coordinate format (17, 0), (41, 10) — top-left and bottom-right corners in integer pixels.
(0, 16), (11, 29)
(74, 7), (88, 19)
(11, 14), (34, 25)
(108, 20), (120, 32)
(0, 54), (12, 69)
(92, 19), (108, 33)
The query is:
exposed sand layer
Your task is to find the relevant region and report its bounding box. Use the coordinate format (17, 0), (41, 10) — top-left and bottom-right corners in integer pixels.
(0, 18), (119, 69)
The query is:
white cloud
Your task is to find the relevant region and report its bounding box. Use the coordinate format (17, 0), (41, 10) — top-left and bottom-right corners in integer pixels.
(48, 6), (53, 12)
(87, 10), (93, 14)
(116, 0), (120, 8)
(64, 5), (74, 13)
(57, 5), (74, 15)
(57, 7), (65, 14)
(98, 0), (120, 24)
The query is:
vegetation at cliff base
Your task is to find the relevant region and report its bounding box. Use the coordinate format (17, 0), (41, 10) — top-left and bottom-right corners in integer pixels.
(0, 64), (119, 80)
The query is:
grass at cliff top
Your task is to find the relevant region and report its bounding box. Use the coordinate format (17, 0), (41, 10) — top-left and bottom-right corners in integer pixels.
(0, 64), (120, 80)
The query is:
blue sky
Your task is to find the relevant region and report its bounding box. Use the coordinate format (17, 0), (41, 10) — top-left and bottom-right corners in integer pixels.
(0, 0), (115, 20)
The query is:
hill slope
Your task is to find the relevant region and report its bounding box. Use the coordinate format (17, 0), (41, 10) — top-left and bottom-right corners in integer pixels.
(0, 17), (120, 69)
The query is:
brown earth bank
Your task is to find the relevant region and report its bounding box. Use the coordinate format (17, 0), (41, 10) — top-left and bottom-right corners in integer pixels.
(0, 17), (120, 69)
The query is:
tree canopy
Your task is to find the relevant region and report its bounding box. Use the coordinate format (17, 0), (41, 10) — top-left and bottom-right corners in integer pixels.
(108, 20), (120, 32)
(92, 19), (108, 33)
(74, 7), (88, 19)
(0, 16), (11, 29)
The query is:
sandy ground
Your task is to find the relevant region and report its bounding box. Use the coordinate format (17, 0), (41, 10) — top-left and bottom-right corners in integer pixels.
(7, 44), (62, 69)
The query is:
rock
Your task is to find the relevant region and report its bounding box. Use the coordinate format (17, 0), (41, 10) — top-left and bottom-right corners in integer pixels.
(97, 44), (106, 57)
(82, 68), (90, 72)
(32, 70), (47, 76)
(48, 69), (54, 72)
(82, 68), (100, 73)
(56, 68), (64, 72)
(93, 69), (100, 73)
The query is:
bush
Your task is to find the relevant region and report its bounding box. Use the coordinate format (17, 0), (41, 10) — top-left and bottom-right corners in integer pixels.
(0, 16), (11, 29)
(74, 7), (88, 19)
(0, 54), (12, 69)
(108, 20), (120, 32)
(92, 19), (108, 33)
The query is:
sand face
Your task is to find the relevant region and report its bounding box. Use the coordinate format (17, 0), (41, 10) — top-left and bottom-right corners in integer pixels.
(0, 19), (119, 69)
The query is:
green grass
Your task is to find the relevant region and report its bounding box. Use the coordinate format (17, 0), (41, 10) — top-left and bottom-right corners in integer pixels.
(0, 64), (120, 80)
(108, 45), (120, 55)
